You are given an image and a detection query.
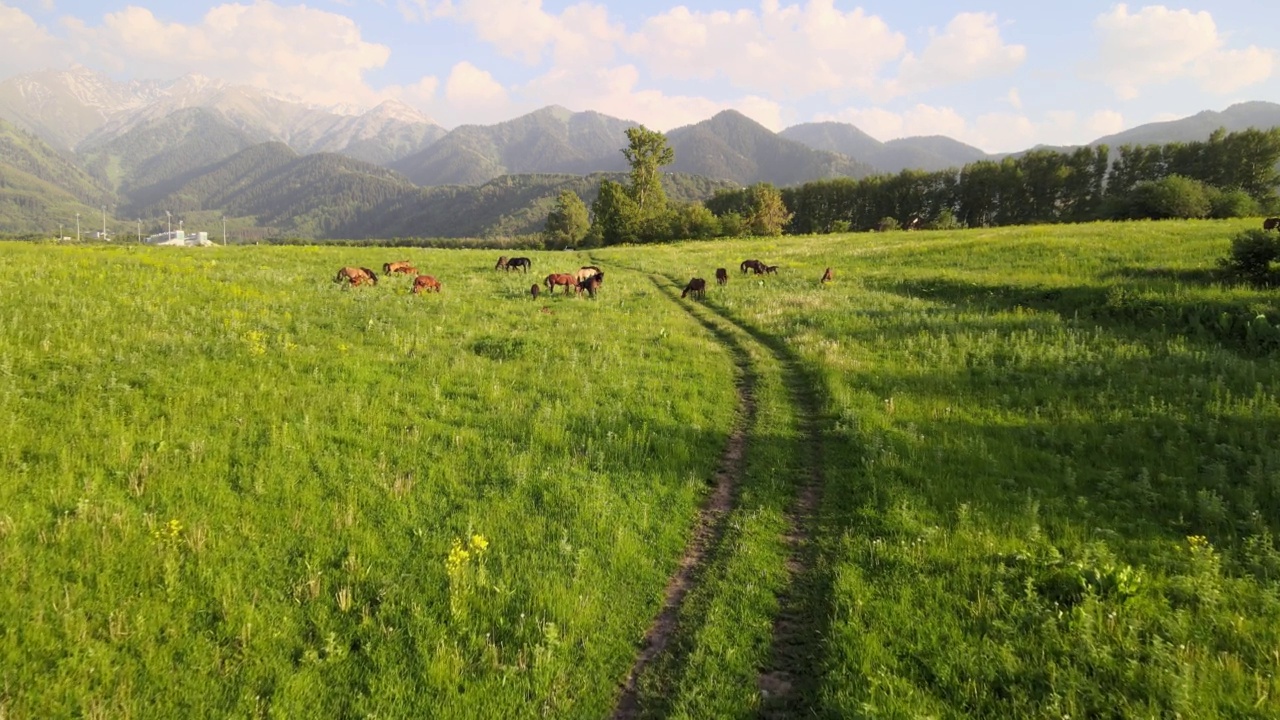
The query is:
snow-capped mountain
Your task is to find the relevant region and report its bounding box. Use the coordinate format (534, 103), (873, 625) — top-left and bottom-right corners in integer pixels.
(0, 66), (446, 164)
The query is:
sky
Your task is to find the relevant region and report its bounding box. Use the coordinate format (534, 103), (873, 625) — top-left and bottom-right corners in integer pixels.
(1, 0), (1277, 152)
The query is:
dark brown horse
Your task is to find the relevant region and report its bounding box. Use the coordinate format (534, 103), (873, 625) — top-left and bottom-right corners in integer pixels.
(412, 275), (441, 294)
(545, 273), (577, 295)
(763, 265), (778, 275)
(384, 261), (416, 274)
(740, 259), (765, 275)
(576, 266), (603, 284)
(681, 278), (706, 299)
(820, 267), (834, 284)
(530, 283), (540, 300)
(506, 257), (532, 273)
(335, 266), (377, 286)
(577, 275), (602, 298)
(1265, 218), (1280, 231)
(715, 268), (728, 285)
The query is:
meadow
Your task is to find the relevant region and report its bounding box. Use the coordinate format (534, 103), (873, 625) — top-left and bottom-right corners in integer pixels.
(2, 219), (1279, 718)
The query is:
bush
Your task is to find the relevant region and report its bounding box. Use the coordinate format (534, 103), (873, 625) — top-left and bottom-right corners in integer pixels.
(1127, 175), (1211, 220)
(877, 216), (901, 232)
(830, 220), (852, 233)
(1207, 188), (1260, 219)
(928, 209), (965, 230)
(718, 212), (746, 237)
(1220, 229), (1280, 281)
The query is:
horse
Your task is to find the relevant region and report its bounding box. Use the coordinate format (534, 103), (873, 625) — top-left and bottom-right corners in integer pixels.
(495, 256), (509, 270)
(384, 261), (415, 274)
(740, 259), (765, 275)
(820, 267), (834, 284)
(681, 278), (706, 299)
(412, 275), (441, 294)
(576, 266), (603, 284)
(506, 257), (532, 273)
(763, 265), (778, 275)
(1265, 218), (1280, 231)
(715, 268), (728, 285)
(545, 273), (577, 295)
(577, 275), (602, 299)
(530, 284), (540, 300)
(335, 266), (377, 286)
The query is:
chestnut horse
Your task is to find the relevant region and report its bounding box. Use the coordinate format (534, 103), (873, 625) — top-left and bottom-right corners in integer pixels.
(495, 256), (509, 270)
(740, 259), (765, 275)
(384, 261), (416, 274)
(715, 268), (728, 285)
(1265, 218), (1280, 231)
(335, 266), (377, 286)
(681, 278), (706, 299)
(506, 257), (532, 273)
(412, 275), (441, 294)
(820, 267), (834, 284)
(545, 273), (577, 295)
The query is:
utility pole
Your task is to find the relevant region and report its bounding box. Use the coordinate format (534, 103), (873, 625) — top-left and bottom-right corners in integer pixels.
(101, 205), (106, 240)
(136, 218), (141, 243)
(59, 222), (62, 241)
(222, 216), (227, 246)
(166, 210), (171, 238)
(76, 212), (80, 242)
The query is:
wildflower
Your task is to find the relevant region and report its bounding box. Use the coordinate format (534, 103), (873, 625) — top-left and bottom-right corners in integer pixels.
(470, 534), (489, 554)
(446, 539), (471, 573)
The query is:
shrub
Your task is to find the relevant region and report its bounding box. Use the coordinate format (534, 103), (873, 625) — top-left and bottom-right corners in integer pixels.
(877, 216), (901, 232)
(830, 220), (852, 233)
(1220, 229), (1280, 281)
(928, 209), (965, 230)
(1127, 175), (1211, 220)
(1207, 188), (1260, 219)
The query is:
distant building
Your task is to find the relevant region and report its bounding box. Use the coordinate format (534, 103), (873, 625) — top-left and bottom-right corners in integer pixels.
(145, 230), (212, 247)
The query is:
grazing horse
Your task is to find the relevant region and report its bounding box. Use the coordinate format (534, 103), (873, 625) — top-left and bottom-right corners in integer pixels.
(577, 275), (602, 299)
(1265, 218), (1280, 231)
(530, 284), (540, 300)
(906, 216), (922, 231)
(411, 275), (441, 294)
(576, 266), (603, 284)
(715, 268), (728, 285)
(506, 257), (532, 273)
(763, 265), (778, 275)
(545, 273), (577, 295)
(740, 259), (766, 275)
(384, 261), (415, 274)
(335, 266), (377, 286)
(681, 278), (707, 299)
(820, 267), (834, 284)
(495, 256), (509, 270)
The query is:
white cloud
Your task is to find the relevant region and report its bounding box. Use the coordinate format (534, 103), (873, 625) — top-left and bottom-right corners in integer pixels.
(627, 0), (906, 98)
(889, 12), (1025, 97)
(0, 3), (66, 76)
(1093, 4), (1275, 99)
(60, 2), (391, 107)
(432, 0), (622, 67)
(1006, 88), (1023, 110)
(439, 61), (509, 124)
(817, 104), (1128, 153)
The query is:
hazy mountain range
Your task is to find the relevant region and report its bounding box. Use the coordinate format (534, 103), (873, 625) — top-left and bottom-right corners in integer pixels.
(2, 65), (1279, 238)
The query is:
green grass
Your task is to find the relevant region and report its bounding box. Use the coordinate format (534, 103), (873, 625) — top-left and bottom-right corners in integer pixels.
(5, 219), (1280, 718)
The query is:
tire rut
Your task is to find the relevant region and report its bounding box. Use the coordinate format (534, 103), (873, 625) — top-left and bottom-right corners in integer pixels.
(610, 274), (757, 720)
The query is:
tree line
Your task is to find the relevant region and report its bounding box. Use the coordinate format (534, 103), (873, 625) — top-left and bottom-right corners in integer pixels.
(549, 126), (1280, 246)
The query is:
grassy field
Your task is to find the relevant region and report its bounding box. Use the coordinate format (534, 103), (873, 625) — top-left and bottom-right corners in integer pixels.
(3, 219), (1280, 718)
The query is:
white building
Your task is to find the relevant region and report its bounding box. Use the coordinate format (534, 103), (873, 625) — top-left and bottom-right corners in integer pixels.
(145, 230), (212, 247)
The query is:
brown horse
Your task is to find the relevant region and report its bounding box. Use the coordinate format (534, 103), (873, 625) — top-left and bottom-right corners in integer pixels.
(577, 275), (602, 298)
(335, 266), (377, 286)
(820, 267), (834, 284)
(506, 257), (532, 273)
(530, 283), (540, 300)
(681, 278), (706, 299)
(764, 265), (778, 275)
(545, 273), (577, 295)
(715, 268), (728, 285)
(384, 261), (415, 274)
(740, 259), (765, 275)
(1265, 218), (1280, 231)
(495, 256), (509, 270)
(412, 275), (441, 294)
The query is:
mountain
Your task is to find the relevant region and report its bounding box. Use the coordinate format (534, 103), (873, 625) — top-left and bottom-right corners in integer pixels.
(77, 107), (261, 203)
(666, 110), (876, 186)
(0, 67), (446, 164)
(1088, 101), (1280, 148)
(779, 122), (990, 173)
(0, 117), (113, 232)
(391, 105), (635, 186)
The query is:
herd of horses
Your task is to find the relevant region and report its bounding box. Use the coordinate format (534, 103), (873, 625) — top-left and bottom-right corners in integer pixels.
(680, 259), (835, 299)
(332, 256), (605, 299)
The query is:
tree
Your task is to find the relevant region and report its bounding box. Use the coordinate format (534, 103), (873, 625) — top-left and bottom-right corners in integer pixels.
(544, 190), (590, 247)
(743, 183), (792, 236)
(590, 179), (640, 245)
(621, 125), (675, 212)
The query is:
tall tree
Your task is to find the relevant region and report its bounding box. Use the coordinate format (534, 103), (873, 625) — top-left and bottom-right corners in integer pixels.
(590, 179), (640, 245)
(544, 190), (590, 247)
(621, 125), (675, 212)
(743, 183), (792, 236)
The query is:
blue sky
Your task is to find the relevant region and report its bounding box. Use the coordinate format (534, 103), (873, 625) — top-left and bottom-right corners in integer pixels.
(2, 0), (1277, 151)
